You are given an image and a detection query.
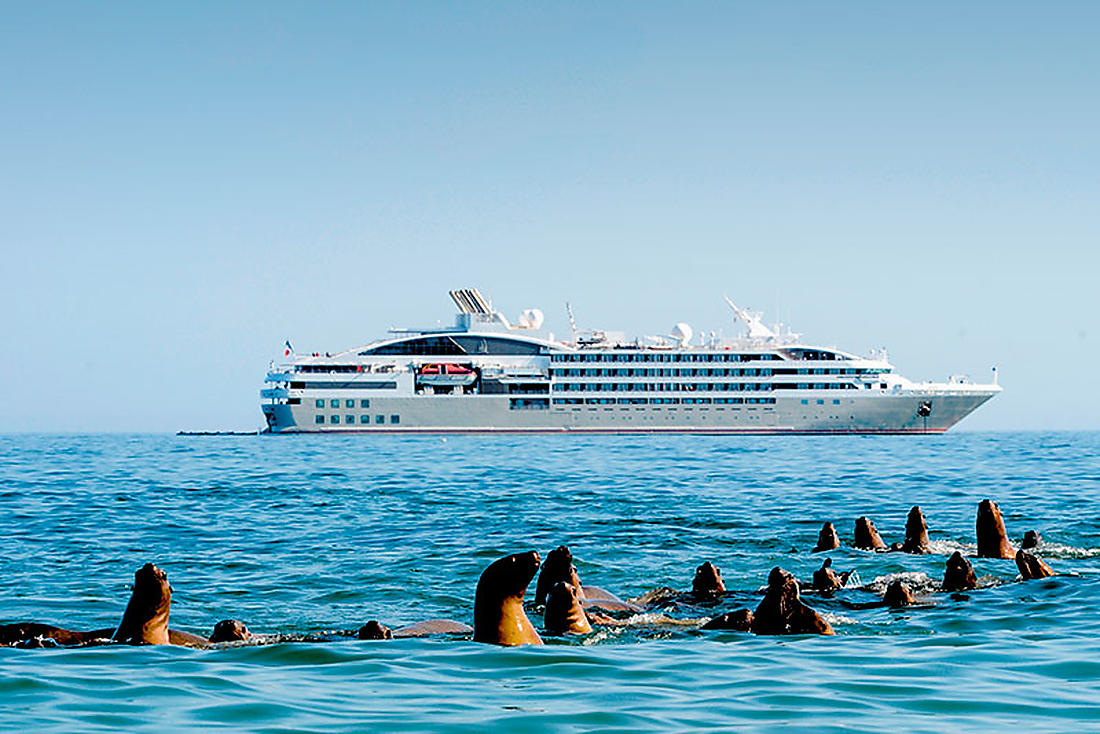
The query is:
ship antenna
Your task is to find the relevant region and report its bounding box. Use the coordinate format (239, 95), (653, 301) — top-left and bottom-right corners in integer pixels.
(565, 302), (578, 345)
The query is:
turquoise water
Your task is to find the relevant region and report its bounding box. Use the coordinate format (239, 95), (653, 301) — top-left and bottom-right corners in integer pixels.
(2, 432), (1099, 731)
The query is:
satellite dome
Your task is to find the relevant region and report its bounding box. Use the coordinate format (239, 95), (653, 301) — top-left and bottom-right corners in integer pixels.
(518, 308), (545, 329)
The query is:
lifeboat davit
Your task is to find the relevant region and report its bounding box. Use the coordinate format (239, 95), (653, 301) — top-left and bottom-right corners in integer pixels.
(417, 363), (477, 387)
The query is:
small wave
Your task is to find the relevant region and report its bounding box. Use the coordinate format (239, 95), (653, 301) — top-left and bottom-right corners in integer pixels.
(927, 539), (974, 555)
(1035, 543), (1100, 559)
(820, 612), (858, 626)
(865, 571), (938, 595)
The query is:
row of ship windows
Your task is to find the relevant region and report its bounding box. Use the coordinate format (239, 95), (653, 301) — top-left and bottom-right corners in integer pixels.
(552, 382), (858, 393)
(551, 368), (865, 377)
(551, 353), (783, 363)
(315, 414), (399, 425)
(552, 397), (778, 405)
(316, 399), (372, 409)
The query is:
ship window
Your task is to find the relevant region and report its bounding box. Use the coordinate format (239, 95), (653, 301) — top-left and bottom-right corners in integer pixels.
(346, 399), (355, 408)
(375, 415), (384, 424)
(817, 399), (825, 405)
(330, 415), (340, 424)
(346, 414), (355, 423)
(390, 415), (400, 424)
(801, 399), (808, 405)
(360, 415), (370, 424)
(315, 415), (325, 424)
(833, 399), (840, 405)
(360, 399), (370, 408)
(330, 399), (339, 408)
(315, 399), (325, 408)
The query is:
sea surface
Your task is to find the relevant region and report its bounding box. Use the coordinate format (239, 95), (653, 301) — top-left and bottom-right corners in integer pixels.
(1, 432), (1099, 732)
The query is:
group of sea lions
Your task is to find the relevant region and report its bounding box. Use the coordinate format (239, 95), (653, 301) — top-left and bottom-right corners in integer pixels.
(0, 498), (1061, 649)
(805, 499), (1054, 602)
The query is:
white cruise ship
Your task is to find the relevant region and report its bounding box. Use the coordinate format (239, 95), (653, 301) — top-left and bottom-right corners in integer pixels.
(260, 289), (1000, 434)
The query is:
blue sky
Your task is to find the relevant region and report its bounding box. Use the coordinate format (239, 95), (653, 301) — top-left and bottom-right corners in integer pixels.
(2, 2), (1097, 432)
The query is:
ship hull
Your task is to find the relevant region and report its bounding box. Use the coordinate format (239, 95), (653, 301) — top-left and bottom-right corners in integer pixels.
(263, 391), (995, 435)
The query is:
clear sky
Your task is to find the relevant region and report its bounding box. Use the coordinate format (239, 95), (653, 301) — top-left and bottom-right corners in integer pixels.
(2, 2), (1097, 432)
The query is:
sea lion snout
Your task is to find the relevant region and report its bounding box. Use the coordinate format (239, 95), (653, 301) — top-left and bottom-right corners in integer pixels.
(136, 563), (169, 586)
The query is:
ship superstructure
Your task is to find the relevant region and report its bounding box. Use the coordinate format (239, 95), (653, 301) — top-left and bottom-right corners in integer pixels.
(260, 289), (1000, 434)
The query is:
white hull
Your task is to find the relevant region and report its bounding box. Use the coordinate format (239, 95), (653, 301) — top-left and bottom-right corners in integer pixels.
(263, 391), (995, 434)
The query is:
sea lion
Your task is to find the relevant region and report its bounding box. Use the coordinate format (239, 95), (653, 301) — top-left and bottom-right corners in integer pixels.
(701, 609), (754, 632)
(1022, 530), (1042, 550)
(899, 506), (931, 554)
(883, 580), (918, 607)
(942, 551), (977, 591)
(209, 619), (252, 643)
(393, 620), (473, 637)
(543, 582), (593, 635)
(112, 563), (172, 645)
(1016, 550), (1054, 580)
(0, 623), (112, 647)
(813, 522), (840, 553)
(473, 551), (543, 646)
(692, 562), (726, 599)
(357, 620), (394, 640)
(751, 567), (834, 636)
(0, 564), (206, 649)
(811, 558), (850, 593)
(534, 546), (583, 607)
(976, 499), (1014, 559)
(853, 517), (887, 551)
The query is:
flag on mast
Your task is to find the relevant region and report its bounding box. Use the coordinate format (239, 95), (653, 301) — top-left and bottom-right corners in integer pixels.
(284, 340), (293, 357)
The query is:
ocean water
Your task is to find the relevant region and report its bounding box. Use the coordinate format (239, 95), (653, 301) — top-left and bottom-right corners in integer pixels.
(1, 432), (1099, 732)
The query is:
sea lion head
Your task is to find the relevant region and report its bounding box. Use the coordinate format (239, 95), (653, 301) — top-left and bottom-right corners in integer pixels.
(813, 522), (840, 552)
(534, 546), (583, 607)
(1021, 530), (1041, 550)
(902, 506), (931, 553)
(474, 551), (543, 646)
(112, 563), (172, 645)
(1015, 549), (1054, 580)
(692, 562), (726, 597)
(357, 620), (394, 640)
(543, 582), (593, 635)
(976, 499), (1014, 559)
(210, 619), (252, 643)
(854, 516), (886, 550)
(883, 580), (917, 607)
(942, 551), (977, 591)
